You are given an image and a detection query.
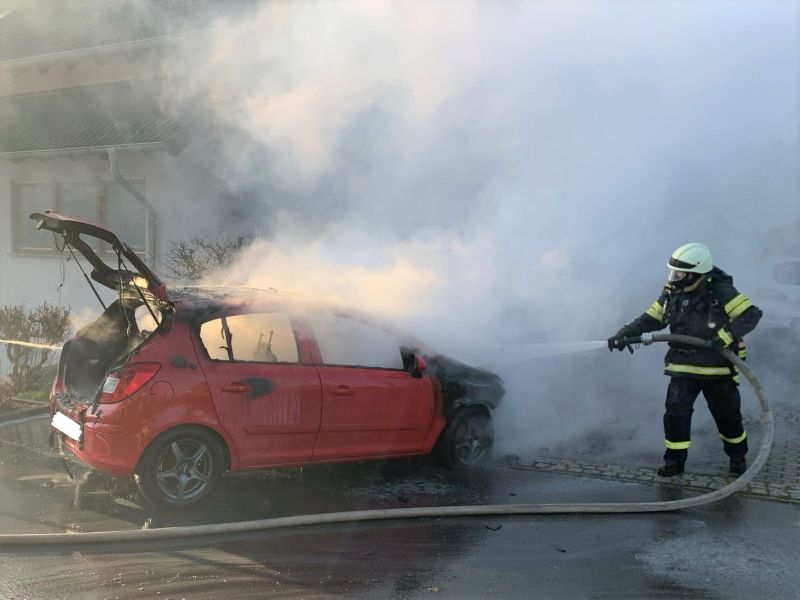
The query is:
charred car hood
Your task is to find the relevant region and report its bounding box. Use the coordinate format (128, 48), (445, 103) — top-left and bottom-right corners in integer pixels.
(428, 354), (505, 412)
(30, 210), (167, 303)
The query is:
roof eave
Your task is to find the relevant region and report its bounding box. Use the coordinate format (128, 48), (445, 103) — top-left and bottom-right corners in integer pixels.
(0, 141), (168, 161)
(0, 30), (204, 69)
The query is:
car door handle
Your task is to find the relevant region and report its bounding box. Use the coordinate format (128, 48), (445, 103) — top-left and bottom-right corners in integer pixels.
(221, 382), (252, 393)
(330, 385), (355, 397)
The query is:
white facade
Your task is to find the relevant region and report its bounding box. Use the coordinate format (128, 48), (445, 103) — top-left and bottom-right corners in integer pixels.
(0, 147), (228, 313)
(0, 18), (234, 316)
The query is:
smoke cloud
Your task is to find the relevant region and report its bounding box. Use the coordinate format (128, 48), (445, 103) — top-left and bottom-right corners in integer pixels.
(156, 1), (799, 458)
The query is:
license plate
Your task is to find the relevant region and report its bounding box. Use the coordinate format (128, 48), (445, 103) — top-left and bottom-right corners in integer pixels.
(52, 411), (82, 441)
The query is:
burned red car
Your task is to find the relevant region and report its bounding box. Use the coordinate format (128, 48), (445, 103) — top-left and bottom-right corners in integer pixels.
(32, 211), (504, 508)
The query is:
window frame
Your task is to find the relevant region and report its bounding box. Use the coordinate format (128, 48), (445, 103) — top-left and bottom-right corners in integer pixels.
(10, 177), (147, 257)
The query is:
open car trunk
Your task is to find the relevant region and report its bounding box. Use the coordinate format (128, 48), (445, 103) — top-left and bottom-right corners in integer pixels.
(56, 299), (164, 404)
(30, 209), (167, 304)
(28, 210), (169, 406)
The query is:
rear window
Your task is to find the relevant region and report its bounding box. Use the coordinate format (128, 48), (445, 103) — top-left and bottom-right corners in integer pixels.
(199, 312), (299, 363)
(134, 305), (161, 335)
(309, 314), (404, 369)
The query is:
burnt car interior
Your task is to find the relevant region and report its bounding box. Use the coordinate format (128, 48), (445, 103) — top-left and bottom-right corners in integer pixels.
(198, 313), (299, 363)
(59, 300), (161, 402)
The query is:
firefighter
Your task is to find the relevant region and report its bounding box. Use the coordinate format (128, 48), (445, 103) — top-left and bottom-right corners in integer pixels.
(608, 243), (762, 477)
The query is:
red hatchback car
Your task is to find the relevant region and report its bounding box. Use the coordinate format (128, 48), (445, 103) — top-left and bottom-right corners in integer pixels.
(33, 211), (504, 508)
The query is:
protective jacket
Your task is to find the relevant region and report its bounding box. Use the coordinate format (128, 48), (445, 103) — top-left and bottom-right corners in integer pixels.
(617, 267), (762, 379)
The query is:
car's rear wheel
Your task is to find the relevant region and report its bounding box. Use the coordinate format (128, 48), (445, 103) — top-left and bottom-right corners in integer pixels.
(135, 427), (225, 509)
(441, 408), (494, 468)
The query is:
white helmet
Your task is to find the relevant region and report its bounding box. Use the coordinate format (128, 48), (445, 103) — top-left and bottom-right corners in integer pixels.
(667, 243), (712, 285)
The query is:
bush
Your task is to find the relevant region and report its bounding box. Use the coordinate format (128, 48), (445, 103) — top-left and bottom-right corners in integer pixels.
(0, 379), (11, 404)
(14, 388), (52, 403)
(0, 303), (70, 401)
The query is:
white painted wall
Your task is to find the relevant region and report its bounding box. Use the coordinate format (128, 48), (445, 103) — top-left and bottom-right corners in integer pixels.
(0, 145), (228, 319)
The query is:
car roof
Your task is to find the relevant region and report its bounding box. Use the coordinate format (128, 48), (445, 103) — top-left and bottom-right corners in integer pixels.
(169, 285), (428, 348)
(169, 285), (301, 305)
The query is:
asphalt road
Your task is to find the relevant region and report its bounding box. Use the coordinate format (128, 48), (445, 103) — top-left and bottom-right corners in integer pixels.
(0, 415), (798, 599)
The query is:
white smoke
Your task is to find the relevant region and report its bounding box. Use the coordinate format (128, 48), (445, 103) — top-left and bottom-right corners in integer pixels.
(157, 0), (798, 457)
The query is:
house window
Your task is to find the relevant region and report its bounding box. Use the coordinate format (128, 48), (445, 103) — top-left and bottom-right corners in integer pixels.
(12, 182), (52, 253)
(11, 179), (147, 255)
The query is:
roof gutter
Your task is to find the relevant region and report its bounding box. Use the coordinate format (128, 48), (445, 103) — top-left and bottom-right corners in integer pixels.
(107, 147), (156, 265)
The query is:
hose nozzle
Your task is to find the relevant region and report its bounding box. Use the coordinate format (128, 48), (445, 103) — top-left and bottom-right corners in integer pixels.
(617, 333), (655, 353)
(621, 333), (653, 348)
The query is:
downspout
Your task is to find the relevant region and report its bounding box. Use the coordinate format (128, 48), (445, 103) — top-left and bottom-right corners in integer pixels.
(107, 147), (156, 265)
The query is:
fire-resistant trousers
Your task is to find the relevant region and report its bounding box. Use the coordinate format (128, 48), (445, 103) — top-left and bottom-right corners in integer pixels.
(662, 376), (748, 466)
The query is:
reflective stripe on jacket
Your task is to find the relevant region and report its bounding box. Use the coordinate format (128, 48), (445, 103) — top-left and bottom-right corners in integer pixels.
(618, 267), (762, 379)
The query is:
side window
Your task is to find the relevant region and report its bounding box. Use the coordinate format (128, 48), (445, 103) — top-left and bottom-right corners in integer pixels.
(134, 305), (161, 335)
(309, 314), (405, 370)
(199, 313), (299, 363)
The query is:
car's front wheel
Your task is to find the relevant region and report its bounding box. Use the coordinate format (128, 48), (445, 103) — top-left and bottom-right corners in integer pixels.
(441, 407), (494, 468)
(135, 426), (226, 509)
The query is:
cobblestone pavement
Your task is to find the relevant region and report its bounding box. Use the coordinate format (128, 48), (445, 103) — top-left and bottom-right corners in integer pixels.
(507, 404), (800, 504)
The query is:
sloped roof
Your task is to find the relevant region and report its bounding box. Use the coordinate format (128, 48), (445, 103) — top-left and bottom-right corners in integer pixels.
(0, 0), (161, 61)
(0, 0), (260, 62)
(0, 80), (189, 155)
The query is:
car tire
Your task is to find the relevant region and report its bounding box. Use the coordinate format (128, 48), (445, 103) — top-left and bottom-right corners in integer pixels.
(441, 407), (494, 468)
(134, 426), (226, 509)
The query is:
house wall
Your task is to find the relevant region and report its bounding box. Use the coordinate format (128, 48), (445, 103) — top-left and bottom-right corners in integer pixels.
(0, 3), (244, 377)
(0, 17), (237, 351)
(0, 145), (228, 316)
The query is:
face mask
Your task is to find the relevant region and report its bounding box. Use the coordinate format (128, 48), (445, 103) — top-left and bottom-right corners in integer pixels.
(668, 269), (687, 283)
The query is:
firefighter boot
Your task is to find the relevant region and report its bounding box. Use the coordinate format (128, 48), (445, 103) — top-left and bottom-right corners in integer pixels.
(729, 457), (747, 475)
(657, 462), (685, 477)
(659, 447), (688, 477)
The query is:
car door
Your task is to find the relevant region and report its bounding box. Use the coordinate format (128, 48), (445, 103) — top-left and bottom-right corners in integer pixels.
(307, 314), (435, 460)
(194, 311), (322, 467)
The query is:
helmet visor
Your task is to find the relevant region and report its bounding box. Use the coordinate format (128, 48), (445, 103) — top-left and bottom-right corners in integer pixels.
(668, 269), (687, 283)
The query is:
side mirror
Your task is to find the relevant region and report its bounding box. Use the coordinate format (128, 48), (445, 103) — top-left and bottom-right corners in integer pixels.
(410, 354), (427, 379)
(774, 260), (800, 285)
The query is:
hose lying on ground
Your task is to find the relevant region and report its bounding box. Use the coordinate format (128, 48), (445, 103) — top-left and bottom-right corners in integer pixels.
(0, 334), (773, 545)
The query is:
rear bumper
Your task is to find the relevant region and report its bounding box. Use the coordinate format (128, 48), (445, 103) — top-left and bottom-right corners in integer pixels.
(52, 400), (142, 478)
(58, 425), (140, 478)
(52, 392), (144, 478)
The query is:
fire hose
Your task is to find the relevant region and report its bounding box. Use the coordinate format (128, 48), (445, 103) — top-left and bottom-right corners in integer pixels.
(0, 334), (773, 545)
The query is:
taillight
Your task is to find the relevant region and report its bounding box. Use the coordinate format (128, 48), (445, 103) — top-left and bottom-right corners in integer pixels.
(99, 362), (161, 404)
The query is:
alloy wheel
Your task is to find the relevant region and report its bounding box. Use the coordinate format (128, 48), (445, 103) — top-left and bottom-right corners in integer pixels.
(453, 413), (493, 465)
(154, 438), (214, 502)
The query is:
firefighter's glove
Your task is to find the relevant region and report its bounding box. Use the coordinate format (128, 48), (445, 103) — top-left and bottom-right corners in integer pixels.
(710, 327), (734, 352)
(609, 325), (637, 353)
(607, 336), (634, 353)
